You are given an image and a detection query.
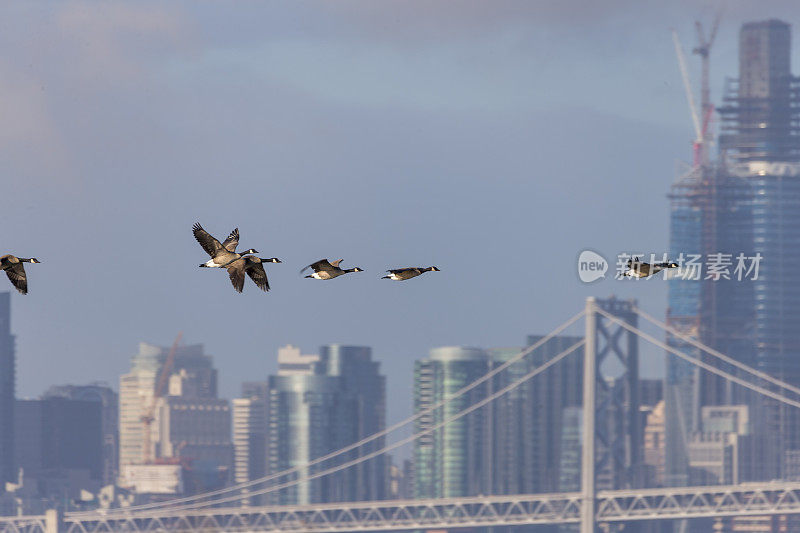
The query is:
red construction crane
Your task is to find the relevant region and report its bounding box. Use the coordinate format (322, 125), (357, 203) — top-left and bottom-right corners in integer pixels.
(140, 332), (183, 464)
(692, 10), (723, 167)
(671, 8), (723, 169)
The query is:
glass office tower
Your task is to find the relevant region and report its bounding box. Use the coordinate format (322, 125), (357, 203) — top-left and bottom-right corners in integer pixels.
(413, 347), (489, 499)
(265, 345), (386, 504)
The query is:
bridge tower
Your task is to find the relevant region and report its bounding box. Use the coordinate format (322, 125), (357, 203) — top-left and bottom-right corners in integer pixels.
(583, 297), (642, 533)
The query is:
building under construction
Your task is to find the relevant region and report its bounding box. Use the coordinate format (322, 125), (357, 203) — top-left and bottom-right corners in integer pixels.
(666, 19), (800, 488)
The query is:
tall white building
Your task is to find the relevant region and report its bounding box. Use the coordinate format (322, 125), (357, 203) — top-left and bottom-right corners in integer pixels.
(119, 342), (230, 489)
(232, 397), (266, 505)
(119, 343), (162, 468)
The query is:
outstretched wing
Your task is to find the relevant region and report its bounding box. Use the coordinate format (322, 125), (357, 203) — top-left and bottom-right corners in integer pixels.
(330, 259), (343, 268)
(193, 223), (224, 258)
(4, 264), (27, 295)
(222, 228), (239, 252)
(300, 259), (333, 274)
(226, 259), (246, 293)
(387, 267), (414, 274)
(246, 262), (270, 292)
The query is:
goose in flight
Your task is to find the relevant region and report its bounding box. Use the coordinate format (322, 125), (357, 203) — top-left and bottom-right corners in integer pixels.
(623, 257), (679, 278)
(301, 259), (363, 280)
(225, 256), (281, 293)
(0, 255), (41, 295)
(193, 223), (257, 268)
(382, 266), (440, 281)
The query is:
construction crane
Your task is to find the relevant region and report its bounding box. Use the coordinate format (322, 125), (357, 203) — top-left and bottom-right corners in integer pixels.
(140, 332), (183, 464)
(692, 9), (723, 167)
(672, 28), (702, 157)
(671, 8), (723, 169)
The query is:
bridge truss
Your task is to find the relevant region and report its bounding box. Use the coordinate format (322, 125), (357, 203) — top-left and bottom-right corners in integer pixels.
(5, 483), (800, 532)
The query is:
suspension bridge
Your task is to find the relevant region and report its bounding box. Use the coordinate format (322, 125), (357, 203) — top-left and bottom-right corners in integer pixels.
(7, 296), (800, 533)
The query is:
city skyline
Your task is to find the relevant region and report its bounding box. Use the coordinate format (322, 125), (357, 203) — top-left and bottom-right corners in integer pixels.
(4, 4), (800, 530)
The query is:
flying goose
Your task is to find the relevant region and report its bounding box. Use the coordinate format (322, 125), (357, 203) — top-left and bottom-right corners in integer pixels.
(301, 259), (363, 280)
(0, 255), (41, 295)
(193, 223), (257, 268)
(382, 266), (440, 281)
(225, 256), (281, 293)
(623, 257), (679, 278)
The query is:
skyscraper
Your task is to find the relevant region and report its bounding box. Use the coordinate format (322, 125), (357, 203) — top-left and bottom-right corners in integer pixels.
(413, 347), (490, 499)
(237, 379), (270, 500)
(265, 345), (386, 505)
(414, 299), (639, 501)
(14, 397), (104, 499)
(232, 394), (266, 505)
(152, 393), (232, 469)
(119, 342), (223, 468)
(666, 19), (800, 484)
(317, 345), (386, 502)
(43, 383), (118, 486)
(643, 401), (666, 487)
(0, 292), (14, 490)
(488, 337), (585, 496)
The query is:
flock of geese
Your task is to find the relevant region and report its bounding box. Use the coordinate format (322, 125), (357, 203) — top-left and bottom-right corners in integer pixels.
(0, 227), (682, 295)
(0, 223), (442, 295)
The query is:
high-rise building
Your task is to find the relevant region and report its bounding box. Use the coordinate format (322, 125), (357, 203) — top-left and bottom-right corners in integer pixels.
(119, 342), (230, 487)
(721, 20), (798, 163)
(152, 395), (232, 468)
(14, 397), (103, 499)
(557, 406), (583, 493)
(413, 347), (489, 499)
(265, 345), (386, 505)
(43, 383), (118, 486)
(233, 341), (320, 496)
(488, 337), (584, 496)
(0, 293), (14, 490)
(414, 299), (639, 501)
(686, 406), (749, 486)
(235, 381), (269, 505)
(643, 401), (666, 487)
(317, 345), (386, 501)
(666, 19), (800, 485)
(232, 396), (266, 504)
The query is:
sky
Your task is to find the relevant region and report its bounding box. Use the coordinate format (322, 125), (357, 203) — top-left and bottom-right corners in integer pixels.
(2, 1), (799, 426)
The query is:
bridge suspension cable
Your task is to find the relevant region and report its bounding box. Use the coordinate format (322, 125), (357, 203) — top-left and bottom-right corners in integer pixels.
(101, 339), (585, 516)
(596, 308), (800, 410)
(95, 310), (586, 514)
(633, 305), (800, 398)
